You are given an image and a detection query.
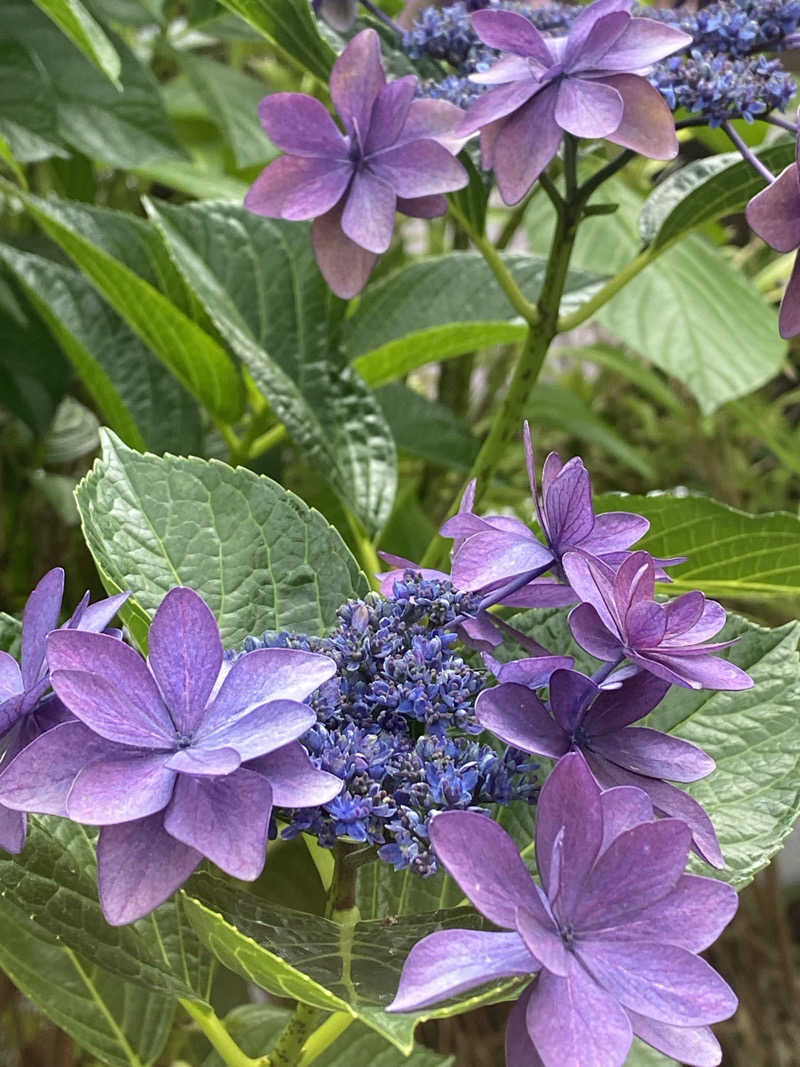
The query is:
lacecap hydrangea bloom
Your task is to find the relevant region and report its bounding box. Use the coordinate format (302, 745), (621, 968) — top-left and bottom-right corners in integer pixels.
(245, 28), (468, 298)
(458, 0), (691, 203)
(389, 753), (738, 1067)
(0, 587), (342, 924)
(0, 567), (127, 853)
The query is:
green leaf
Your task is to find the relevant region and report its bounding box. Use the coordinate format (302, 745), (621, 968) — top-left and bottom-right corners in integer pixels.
(376, 383), (479, 471)
(448, 149), (490, 236)
(130, 160), (249, 201)
(0, 612), (22, 656)
(145, 200), (397, 534)
(640, 140), (796, 250)
(0, 39), (68, 163)
(346, 252), (604, 388)
(0, 816), (207, 1000)
(41, 396), (99, 464)
(625, 1040), (676, 1066)
(74, 430), (369, 647)
(0, 297), (72, 436)
(32, 0), (121, 87)
(594, 492), (800, 601)
(507, 608), (800, 889)
(203, 1007), (454, 1067)
(183, 871), (527, 1054)
(356, 864), (464, 920)
(214, 0), (337, 80)
(9, 187), (245, 424)
(182, 55), (276, 169)
(0, 902), (175, 1067)
(0, 128), (27, 185)
(0, 245), (203, 454)
(596, 235), (785, 414)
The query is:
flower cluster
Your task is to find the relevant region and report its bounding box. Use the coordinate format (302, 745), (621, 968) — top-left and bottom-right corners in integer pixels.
(237, 574), (538, 875)
(658, 0), (800, 57)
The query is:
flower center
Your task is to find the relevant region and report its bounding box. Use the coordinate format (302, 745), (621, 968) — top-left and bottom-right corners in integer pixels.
(571, 724), (590, 748)
(559, 922), (576, 949)
(175, 733), (193, 749)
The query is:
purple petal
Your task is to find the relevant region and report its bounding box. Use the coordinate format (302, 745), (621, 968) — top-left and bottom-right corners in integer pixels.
(459, 79), (540, 138)
(22, 568), (64, 689)
(581, 512), (648, 555)
(542, 457), (595, 549)
(601, 17), (693, 70)
(515, 905), (569, 976)
(98, 815), (202, 925)
(397, 194), (448, 218)
(258, 93), (348, 158)
(628, 1013), (722, 1067)
(526, 958), (633, 1067)
(599, 786), (653, 853)
(487, 656), (574, 689)
(472, 54), (535, 85)
(615, 550), (656, 614)
(555, 76), (623, 138)
(197, 699), (315, 762)
(494, 88), (563, 205)
(562, 552), (620, 633)
(341, 170), (396, 253)
(602, 74), (679, 159)
(399, 98), (468, 154)
(458, 613), (504, 653)
(67, 752), (176, 824)
(548, 667), (598, 734)
(248, 740), (342, 807)
(565, 11), (629, 71)
(0, 806), (25, 853)
(573, 819), (691, 931)
(387, 929), (535, 1012)
(568, 603), (623, 661)
(471, 9), (552, 62)
(505, 987), (542, 1067)
(500, 580), (577, 609)
(476, 683), (569, 760)
(47, 631), (174, 747)
(311, 203), (378, 298)
(663, 596), (725, 644)
(583, 670), (669, 733)
(442, 512), (532, 540)
(202, 648), (334, 736)
(165, 746), (241, 776)
(535, 752), (603, 913)
(429, 810), (541, 928)
(245, 156), (351, 221)
(70, 591), (129, 634)
(451, 531), (552, 592)
(626, 601), (667, 648)
(164, 769), (272, 880)
(370, 140), (467, 198)
(580, 939), (737, 1026)
(0, 694), (22, 738)
(147, 587), (223, 737)
(314, 0), (355, 32)
(0, 652), (23, 705)
(330, 29), (385, 139)
(780, 250), (800, 338)
(563, 0), (632, 60)
(590, 727), (715, 782)
(746, 163), (800, 252)
(595, 873), (738, 953)
(364, 76), (417, 154)
(632, 649), (753, 691)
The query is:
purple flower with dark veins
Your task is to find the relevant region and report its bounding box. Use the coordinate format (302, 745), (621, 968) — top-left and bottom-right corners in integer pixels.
(477, 667), (724, 867)
(564, 550), (754, 691)
(245, 29), (468, 298)
(389, 753), (738, 1067)
(0, 567), (128, 854)
(746, 141), (800, 338)
(459, 0), (690, 203)
(0, 587), (342, 924)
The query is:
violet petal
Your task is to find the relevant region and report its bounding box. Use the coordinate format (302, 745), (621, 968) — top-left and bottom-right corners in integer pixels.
(311, 204), (378, 298)
(746, 163), (800, 253)
(627, 1012), (722, 1067)
(196, 699), (315, 762)
(602, 75), (679, 159)
(244, 156), (351, 220)
(341, 169), (396, 254)
(330, 29), (385, 139)
(555, 77), (624, 139)
(21, 567), (64, 689)
(493, 88), (563, 205)
(471, 9), (552, 63)
(67, 752), (176, 825)
(370, 139), (467, 199)
(476, 683), (569, 760)
(590, 726), (715, 782)
(248, 740), (343, 807)
(515, 905), (569, 976)
(165, 746), (241, 776)
(258, 93), (348, 158)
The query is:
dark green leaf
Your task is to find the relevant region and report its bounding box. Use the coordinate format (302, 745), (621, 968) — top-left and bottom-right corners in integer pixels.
(213, 0), (337, 80)
(0, 296), (71, 436)
(356, 864), (463, 921)
(0, 40), (67, 163)
(146, 200), (397, 534)
(376, 384), (479, 471)
(448, 149), (490, 236)
(32, 0), (121, 87)
(74, 430), (369, 647)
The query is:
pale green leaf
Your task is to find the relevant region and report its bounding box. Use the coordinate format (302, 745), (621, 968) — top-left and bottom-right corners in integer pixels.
(32, 0), (121, 87)
(213, 0), (337, 81)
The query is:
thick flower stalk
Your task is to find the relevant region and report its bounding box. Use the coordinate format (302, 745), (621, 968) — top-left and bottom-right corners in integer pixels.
(0, 587), (341, 924)
(389, 753), (738, 1067)
(459, 0), (690, 203)
(245, 28), (468, 297)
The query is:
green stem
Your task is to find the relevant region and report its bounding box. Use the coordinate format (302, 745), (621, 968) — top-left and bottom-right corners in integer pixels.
(181, 999), (264, 1067)
(345, 513), (381, 588)
(296, 1013), (354, 1067)
(556, 245), (657, 333)
(325, 841), (362, 919)
(496, 185), (540, 250)
(247, 423), (288, 461)
(269, 1004), (325, 1067)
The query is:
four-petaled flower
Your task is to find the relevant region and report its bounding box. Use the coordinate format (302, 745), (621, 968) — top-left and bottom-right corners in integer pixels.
(0, 587), (342, 924)
(245, 29), (468, 298)
(389, 753), (738, 1067)
(459, 0), (691, 203)
(0, 567), (128, 853)
(746, 141), (800, 338)
(564, 550), (754, 690)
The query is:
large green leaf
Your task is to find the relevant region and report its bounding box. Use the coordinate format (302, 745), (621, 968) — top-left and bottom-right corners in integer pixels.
(146, 200), (397, 534)
(183, 871), (527, 1055)
(0, 296), (72, 436)
(376, 384), (479, 471)
(214, 0), (337, 81)
(0, 246), (203, 454)
(74, 430), (369, 648)
(356, 864), (464, 921)
(595, 492), (800, 601)
(346, 252), (604, 387)
(9, 187), (245, 424)
(0, 903), (175, 1067)
(640, 140), (796, 249)
(507, 608), (800, 889)
(32, 0), (121, 87)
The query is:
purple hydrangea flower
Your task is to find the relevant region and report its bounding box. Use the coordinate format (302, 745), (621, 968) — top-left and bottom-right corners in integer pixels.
(477, 666), (724, 866)
(746, 142), (800, 338)
(0, 587), (341, 924)
(312, 0), (356, 31)
(389, 753), (738, 1067)
(564, 550), (754, 691)
(459, 0), (690, 203)
(245, 29), (468, 298)
(0, 567), (128, 854)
